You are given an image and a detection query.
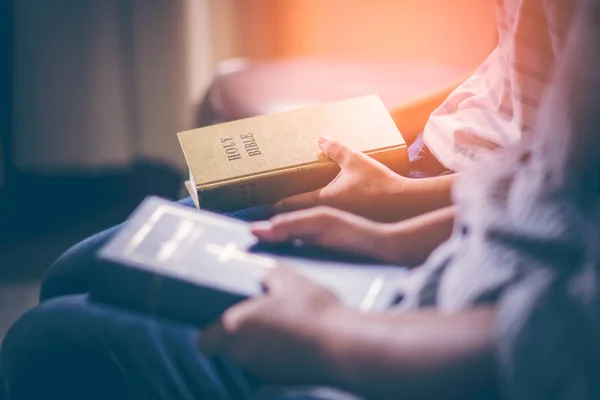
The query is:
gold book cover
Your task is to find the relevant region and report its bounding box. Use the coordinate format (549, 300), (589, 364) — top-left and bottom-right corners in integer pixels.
(178, 95), (407, 212)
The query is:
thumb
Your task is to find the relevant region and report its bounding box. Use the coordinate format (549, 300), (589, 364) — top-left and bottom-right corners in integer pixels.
(199, 297), (269, 356)
(318, 136), (361, 168)
(273, 188), (321, 213)
(198, 320), (228, 357)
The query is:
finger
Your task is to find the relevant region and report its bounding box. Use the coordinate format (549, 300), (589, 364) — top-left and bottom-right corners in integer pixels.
(198, 320), (229, 357)
(273, 189), (322, 213)
(222, 296), (271, 330)
(199, 296), (271, 356)
(262, 266), (309, 295)
(318, 136), (361, 168)
(248, 221), (280, 241)
(250, 208), (330, 244)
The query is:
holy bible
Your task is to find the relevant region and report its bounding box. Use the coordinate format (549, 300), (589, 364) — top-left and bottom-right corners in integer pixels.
(178, 95), (407, 211)
(91, 197), (405, 327)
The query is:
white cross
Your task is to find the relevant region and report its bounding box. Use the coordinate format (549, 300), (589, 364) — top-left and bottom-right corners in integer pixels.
(156, 220), (198, 263)
(205, 242), (276, 268)
(208, 242), (239, 263)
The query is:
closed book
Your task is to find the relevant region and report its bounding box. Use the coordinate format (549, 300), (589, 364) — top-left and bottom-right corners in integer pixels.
(91, 196), (405, 327)
(178, 95), (407, 212)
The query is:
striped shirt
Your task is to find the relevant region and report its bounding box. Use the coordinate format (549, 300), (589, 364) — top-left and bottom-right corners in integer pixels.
(423, 0), (576, 172)
(400, 0), (600, 397)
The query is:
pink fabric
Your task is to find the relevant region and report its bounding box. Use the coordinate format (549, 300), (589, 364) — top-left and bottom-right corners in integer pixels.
(423, 0), (576, 172)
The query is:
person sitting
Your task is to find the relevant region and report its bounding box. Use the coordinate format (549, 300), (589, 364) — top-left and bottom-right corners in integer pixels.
(1, 1), (599, 399)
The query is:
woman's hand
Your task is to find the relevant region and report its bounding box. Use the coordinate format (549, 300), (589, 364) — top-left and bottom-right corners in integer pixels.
(273, 137), (453, 222)
(252, 205), (457, 267)
(251, 206), (402, 264)
(274, 137), (411, 222)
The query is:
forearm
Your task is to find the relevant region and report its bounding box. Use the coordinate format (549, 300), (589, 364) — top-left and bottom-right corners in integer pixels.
(315, 307), (497, 400)
(405, 174), (455, 214)
(384, 174), (455, 222)
(379, 205), (456, 266)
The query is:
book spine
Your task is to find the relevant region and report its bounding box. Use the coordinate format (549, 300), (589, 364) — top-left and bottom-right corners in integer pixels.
(90, 261), (247, 327)
(197, 160), (340, 213)
(196, 145), (408, 213)
(367, 145), (409, 175)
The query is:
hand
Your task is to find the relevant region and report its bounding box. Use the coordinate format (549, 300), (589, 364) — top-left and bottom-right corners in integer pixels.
(251, 206), (401, 265)
(199, 267), (342, 385)
(274, 136), (413, 222)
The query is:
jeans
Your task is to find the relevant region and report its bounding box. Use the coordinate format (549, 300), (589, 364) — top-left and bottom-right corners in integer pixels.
(0, 134), (447, 400)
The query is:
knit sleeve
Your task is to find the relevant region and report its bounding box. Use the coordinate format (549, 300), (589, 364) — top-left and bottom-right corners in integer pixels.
(494, 260), (600, 400)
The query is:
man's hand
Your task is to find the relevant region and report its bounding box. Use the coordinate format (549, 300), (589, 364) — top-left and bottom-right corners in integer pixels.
(199, 267), (342, 385)
(274, 137), (412, 222)
(199, 268), (497, 399)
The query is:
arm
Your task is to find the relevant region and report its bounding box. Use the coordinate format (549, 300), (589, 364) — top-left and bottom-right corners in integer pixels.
(275, 137), (455, 222)
(275, 69), (477, 220)
(316, 306), (497, 400)
(394, 173), (455, 222)
(200, 268), (497, 400)
(252, 205), (456, 267)
(380, 204), (455, 266)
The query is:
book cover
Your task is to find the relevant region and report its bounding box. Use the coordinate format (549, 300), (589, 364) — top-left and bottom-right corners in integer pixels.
(91, 197), (406, 327)
(178, 95), (407, 212)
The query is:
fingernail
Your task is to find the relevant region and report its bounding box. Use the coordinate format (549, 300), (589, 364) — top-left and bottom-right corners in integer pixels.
(250, 221), (273, 233)
(318, 136), (332, 145)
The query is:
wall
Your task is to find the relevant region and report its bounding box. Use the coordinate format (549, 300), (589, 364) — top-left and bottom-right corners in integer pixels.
(11, 0), (199, 173)
(231, 0), (497, 68)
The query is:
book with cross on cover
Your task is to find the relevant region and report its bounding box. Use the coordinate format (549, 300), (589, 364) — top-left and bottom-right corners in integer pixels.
(91, 196), (406, 327)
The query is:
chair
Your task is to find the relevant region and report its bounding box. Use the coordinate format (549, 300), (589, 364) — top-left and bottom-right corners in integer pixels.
(197, 1), (498, 144)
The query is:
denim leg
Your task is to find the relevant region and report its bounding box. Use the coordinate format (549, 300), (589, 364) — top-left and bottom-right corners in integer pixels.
(40, 198), (190, 301)
(1, 294), (245, 400)
(0, 295), (322, 400)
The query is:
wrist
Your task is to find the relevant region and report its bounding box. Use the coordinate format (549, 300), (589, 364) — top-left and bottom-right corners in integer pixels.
(372, 174), (415, 222)
(378, 206), (457, 266)
(410, 174), (454, 210)
(378, 224), (418, 266)
(392, 175), (454, 219)
(311, 306), (362, 387)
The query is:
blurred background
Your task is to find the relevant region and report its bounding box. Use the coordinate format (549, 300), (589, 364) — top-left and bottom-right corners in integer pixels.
(0, 0), (496, 340)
